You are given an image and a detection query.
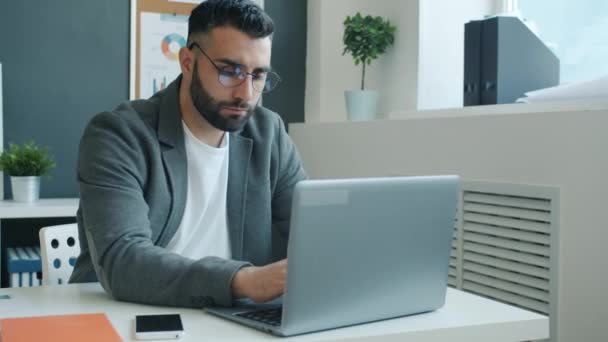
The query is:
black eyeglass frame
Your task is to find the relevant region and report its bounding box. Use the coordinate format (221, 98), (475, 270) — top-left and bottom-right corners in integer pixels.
(188, 42), (280, 93)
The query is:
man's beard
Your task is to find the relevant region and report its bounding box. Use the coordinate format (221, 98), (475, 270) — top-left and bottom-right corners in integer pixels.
(190, 61), (255, 132)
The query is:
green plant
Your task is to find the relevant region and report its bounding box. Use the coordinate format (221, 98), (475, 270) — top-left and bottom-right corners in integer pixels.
(342, 13), (396, 90)
(0, 141), (56, 176)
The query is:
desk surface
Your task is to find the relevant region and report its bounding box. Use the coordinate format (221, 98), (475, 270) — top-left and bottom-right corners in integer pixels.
(0, 198), (79, 218)
(0, 283), (548, 341)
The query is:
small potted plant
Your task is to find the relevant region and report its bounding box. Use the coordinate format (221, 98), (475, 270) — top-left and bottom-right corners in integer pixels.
(342, 13), (396, 121)
(0, 141), (56, 202)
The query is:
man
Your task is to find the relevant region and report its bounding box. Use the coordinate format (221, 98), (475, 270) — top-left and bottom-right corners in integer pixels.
(69, 0), (307, 309)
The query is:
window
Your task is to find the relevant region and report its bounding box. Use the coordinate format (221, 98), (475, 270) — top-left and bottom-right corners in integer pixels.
(513, 0), (608, 83)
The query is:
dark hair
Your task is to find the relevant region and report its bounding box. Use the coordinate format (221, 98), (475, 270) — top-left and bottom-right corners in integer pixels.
(188, 0), (274, 42)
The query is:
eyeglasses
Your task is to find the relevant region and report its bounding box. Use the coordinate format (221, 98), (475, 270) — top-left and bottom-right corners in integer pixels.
(189, 42), (280, 93)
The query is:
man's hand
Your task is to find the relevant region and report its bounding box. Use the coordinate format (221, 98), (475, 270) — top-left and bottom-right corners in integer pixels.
(231, 259), (287, 303)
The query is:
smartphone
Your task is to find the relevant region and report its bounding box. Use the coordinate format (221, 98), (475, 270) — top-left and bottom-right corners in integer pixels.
(135, 314), (184, 340)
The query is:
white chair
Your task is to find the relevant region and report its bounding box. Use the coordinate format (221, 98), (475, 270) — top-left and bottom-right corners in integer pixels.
(39, 223), (80, 286)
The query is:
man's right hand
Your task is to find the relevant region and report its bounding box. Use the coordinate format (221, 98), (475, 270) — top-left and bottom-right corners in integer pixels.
(231, 259), (287, 303)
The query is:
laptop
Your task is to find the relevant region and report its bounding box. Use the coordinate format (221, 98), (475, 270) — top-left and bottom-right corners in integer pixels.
(206, 175), (460, 336)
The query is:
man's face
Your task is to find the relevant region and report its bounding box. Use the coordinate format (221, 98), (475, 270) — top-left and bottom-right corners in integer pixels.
(189, 27), (272, 132)
(190, 60), (253, 132)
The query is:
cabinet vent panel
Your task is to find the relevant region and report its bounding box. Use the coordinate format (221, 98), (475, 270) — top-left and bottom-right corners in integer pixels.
(464, 202), (551, 222)
(451, 183), (557, 321)
(463, 192), (550, 211)
(466, 222), (550, 245)
(447, 277), (457, 287)
(463, 251), (550, 280)
(464, 212), (550, 234)
(463, 231), (550, 256)
(463, 271), (549, 302)
(463, 261), (549, 291)
(463, 241), (549, 268)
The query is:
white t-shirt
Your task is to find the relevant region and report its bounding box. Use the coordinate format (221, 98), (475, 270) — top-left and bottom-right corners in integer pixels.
(165, 122), (231, 260)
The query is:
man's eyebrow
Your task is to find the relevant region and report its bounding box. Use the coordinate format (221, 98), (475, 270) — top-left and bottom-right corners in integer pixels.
(216, 58), (272, 73)
(216, 58), (240, 67)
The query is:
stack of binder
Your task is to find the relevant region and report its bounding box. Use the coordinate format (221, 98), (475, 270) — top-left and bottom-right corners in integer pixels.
(7, 247), (42, 287)
(463, 16), (560, 106)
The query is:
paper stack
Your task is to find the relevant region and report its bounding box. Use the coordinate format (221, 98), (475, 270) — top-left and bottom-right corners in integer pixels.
(516, 75), (608, 103)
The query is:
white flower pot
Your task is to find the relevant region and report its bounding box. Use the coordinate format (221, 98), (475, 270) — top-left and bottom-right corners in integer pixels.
(344, 90), (379, 121)
(10, 176), (41, 203)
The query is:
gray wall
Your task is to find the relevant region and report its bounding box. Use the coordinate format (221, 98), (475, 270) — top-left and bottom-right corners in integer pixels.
(264, 0), (308, 129)
(0, 1), (130, 198)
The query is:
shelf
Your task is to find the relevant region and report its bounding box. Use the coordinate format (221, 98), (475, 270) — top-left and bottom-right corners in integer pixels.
(0, 199), (79, 219)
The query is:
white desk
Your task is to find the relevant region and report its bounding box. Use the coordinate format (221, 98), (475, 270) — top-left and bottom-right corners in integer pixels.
(0, 198), (79, 285)
(0, 283), (549, 341)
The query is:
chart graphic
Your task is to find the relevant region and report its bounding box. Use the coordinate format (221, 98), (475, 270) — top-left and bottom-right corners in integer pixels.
(161, 33), (186, 61)
(152, 76), (168, 94)
(139, 12), (189, 99)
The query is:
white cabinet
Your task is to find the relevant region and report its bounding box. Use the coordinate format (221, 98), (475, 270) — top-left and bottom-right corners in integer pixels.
(0, 198), (79, 286)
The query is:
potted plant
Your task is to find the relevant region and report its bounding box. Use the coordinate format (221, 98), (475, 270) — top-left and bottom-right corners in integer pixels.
(342, 13), (396, 121)
(0, 141), (56, 202)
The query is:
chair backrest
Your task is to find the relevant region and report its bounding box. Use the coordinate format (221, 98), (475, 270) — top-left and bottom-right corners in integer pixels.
(39, 223), (80, 286)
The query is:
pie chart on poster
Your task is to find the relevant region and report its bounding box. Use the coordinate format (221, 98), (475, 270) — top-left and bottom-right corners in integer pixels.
(161, 33), (186, 61)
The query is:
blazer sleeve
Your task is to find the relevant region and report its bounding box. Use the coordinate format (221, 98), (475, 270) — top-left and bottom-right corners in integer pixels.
(77, 111), (250, 308)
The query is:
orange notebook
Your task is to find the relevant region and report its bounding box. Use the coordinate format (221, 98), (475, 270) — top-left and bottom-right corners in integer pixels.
(0, 313), (122, 342)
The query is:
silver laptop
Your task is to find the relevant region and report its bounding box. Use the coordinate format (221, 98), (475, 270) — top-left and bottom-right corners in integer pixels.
(206, 175), (460, 337)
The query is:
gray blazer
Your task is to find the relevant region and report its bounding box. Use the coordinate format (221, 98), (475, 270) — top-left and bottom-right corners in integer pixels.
(69, 77), (307, 308)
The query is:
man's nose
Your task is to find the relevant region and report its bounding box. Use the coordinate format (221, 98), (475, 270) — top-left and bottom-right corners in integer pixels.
(233, 76), (255, 102)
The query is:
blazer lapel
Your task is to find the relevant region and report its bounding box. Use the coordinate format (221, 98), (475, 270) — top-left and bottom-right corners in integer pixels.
(227, 133), (252, 260)
(156, 77), (188, 246)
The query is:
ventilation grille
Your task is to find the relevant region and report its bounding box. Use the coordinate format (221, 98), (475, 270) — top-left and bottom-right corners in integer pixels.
(449, 182), (558, 318)
(448, 205), (460, 288)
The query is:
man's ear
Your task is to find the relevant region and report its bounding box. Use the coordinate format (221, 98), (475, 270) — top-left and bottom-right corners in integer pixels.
(179, 47), (194, 80)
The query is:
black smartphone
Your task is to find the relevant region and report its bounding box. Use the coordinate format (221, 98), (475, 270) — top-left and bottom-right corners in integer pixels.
(134, 314), (184, 340)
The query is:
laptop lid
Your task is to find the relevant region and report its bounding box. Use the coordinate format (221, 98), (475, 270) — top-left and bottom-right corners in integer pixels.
(280, 175), (459, 336)
(206, 175), (460, 337)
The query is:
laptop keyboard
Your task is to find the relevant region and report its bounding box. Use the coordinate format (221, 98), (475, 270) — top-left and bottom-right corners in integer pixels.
(235, 308), (282, 326)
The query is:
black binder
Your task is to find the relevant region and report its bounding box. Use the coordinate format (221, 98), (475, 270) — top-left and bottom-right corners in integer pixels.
(464, 16), (560, 106)
(463, 20), (482, 106)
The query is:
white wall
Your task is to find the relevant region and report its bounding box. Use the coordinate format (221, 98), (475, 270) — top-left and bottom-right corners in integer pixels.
(305, 0), (419, 122)
(306, 0), (498, 120)
(290, 105), (608, 342)
(417, 0), (494, 110)
(305, 0), (323, 123)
